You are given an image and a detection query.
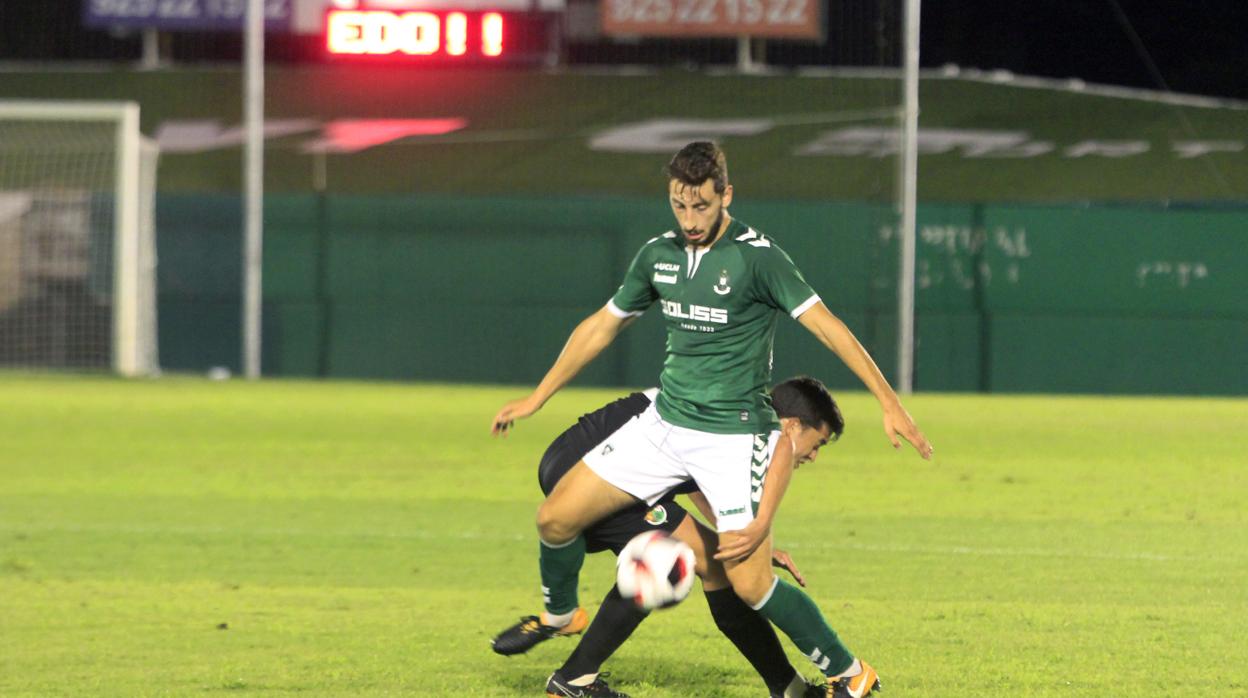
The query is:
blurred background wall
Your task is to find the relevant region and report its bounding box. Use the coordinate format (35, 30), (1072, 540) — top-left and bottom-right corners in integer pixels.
(1, 0), (1245, 393)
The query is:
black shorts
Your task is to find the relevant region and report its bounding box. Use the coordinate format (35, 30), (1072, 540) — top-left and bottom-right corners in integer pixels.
(538, 391), (693, 555)
(581, 496), (687, 555)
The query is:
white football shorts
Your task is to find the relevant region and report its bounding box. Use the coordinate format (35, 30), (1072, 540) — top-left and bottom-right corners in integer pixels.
(582, 399), (780, 533)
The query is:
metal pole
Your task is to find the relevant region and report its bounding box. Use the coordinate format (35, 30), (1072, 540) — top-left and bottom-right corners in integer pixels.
(242, 0), (265, 379)
(313, 151), (332, 377)
(112, 103), (142, 376)
(896, 0), (921, 395)
(737, 36), (753, 74)
(140, 28), (161, 70)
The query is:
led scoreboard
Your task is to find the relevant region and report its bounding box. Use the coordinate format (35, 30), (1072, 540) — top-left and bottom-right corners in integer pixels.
(326, 9), (544, 60)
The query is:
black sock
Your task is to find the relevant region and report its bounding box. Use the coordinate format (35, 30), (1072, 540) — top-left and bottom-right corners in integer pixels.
(705, 587), (797, 694)
(559, 585), (648, 679)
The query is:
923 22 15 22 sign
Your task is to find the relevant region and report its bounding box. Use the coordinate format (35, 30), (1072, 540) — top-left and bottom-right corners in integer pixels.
(83, 0), (291, 31)
(601, 0), (822, 39)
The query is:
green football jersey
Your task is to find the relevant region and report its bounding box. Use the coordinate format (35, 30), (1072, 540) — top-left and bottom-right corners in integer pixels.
(607, 218), (820, 434)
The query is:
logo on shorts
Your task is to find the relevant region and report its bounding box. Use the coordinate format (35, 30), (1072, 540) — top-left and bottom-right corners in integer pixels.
(601, 444), (614, 456)
(644, 505), (668, 525)
(750, 433), (771, 505)
(717, 506), (747, 517)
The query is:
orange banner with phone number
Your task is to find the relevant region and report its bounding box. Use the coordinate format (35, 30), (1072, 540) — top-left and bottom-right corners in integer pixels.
(601, 0), (823, 40)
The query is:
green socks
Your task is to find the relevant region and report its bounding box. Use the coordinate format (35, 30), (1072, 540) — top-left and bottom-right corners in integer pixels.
(755, 577), (854, 677)
(539, 535), (586, 615)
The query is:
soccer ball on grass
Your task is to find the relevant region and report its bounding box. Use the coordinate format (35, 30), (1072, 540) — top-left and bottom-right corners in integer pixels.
(616, 531), (696, 610)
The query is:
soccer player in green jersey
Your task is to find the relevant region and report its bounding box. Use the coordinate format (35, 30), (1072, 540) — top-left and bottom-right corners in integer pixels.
(491, 141), (933, 698)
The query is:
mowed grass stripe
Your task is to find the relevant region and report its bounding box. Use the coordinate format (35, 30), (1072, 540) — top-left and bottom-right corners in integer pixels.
(1, 520), (1242, 564)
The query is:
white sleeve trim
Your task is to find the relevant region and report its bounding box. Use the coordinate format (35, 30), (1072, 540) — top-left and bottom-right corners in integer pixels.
(606, 299), (645, 319)
(789, 294), (821, 319)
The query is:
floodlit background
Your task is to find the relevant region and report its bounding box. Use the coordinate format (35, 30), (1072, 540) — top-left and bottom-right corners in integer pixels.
(1, 1), (1245, 696)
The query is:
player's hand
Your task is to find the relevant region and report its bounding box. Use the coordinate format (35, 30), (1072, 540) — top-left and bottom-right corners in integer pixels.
(883, 400), (933, 460)
(714, 519), (770, 562)
(490, 396), (541, 437)
(771, 548), (806, 587)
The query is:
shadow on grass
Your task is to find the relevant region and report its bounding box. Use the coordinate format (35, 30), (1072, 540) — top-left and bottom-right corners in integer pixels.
(494, 656), (753, 697)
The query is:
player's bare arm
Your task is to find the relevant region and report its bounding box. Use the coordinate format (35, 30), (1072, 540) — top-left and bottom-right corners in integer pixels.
(490, 306), (629, 436)
(771, 548), (806, 587)
(673, 506), (806, 591)
(686, 490), (805, 586)
(714, 434), (797, 562)
(796, 301), (934, 459)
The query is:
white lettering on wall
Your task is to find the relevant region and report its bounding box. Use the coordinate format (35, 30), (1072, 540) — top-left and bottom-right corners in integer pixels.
(1136, 261), (1209, 288)
(589, 118), (774, 153)
(795, 127), (1059, 159)
(1172, 141), (1245, 158)
(1064, 140), (1151, 158)
(154, 119), (318, 153)
(879, 224), (1030, 289)
(154, 118), (468, 154)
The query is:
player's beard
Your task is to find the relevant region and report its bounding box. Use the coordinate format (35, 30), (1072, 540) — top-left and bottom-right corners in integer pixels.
(683, 207), (725, 249)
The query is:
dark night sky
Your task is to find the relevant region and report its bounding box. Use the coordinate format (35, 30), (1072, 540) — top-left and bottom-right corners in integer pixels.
(1, 0), (1246, 98)
(920, 0), (1248, 100)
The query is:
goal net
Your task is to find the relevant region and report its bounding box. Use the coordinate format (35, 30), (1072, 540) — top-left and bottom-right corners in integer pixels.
(0, 101), (158, 377)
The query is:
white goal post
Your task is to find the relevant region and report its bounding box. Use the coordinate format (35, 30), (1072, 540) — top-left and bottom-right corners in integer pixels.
(0, 100), (158, 377)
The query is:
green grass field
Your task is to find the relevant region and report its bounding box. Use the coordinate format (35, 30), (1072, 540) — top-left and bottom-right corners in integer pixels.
(2, 373), (1246, 696)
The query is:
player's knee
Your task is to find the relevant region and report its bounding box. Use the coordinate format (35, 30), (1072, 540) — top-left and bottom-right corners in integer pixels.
(728, 570), (775, 607)
(535, 502), (578, 545)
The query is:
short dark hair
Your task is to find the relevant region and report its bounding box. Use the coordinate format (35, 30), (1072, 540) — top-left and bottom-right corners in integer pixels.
(665, 141), (729, 194)
(770, 376), (844, 441)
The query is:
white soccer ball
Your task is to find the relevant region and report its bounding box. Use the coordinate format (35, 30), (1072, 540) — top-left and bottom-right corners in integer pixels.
(615, 531), (696, 611)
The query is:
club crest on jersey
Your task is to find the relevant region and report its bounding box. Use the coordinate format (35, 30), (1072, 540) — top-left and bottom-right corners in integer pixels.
(644, 505), (668, 526)
(713, 269), (731, 295)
